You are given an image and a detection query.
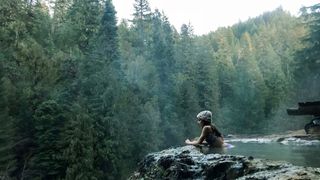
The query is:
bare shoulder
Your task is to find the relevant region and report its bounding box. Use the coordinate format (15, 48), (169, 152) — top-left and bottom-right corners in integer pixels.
(202, 125), (212, 133)
(211, 124), (217, 129)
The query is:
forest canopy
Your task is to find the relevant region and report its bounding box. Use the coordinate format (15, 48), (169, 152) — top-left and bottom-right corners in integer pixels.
(0, 0), (319, 179)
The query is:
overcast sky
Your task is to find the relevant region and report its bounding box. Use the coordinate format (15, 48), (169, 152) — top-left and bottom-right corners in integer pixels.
(113, 0), (319, 35)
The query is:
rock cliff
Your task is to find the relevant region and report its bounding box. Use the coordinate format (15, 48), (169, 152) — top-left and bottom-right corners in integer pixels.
(129, 146), (320, 180)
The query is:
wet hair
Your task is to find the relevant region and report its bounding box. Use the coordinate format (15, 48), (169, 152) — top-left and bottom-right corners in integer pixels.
(200, 119), (223, 137)
(202, 120), (211, 126)
(199, 119), (213, 130)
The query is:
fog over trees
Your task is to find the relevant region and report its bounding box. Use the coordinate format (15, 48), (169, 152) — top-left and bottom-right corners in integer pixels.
(0, 0), (319, 179)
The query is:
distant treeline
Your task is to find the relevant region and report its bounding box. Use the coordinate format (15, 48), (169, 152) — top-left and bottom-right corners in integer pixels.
(0, 0), (319, 179)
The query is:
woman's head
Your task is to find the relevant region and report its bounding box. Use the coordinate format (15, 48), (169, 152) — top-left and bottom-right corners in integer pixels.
(196, 110), (212, 127)
(196, 110), (212, 122)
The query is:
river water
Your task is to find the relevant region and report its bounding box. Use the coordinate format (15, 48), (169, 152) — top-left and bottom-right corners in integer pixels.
(202, 138), (320, 167)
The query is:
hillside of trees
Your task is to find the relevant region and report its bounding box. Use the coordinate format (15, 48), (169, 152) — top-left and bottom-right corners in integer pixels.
(0, 0), (319, 179)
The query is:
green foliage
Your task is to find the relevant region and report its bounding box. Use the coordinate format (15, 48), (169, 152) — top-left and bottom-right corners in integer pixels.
(63, 104), (96, 180)
(0, 0), (317, 179)
(131, 0), (152, 54)
(28, 100), (66, 179)
(0, 77), (15, 178)
(231, 42), (267, 132)
(65, 0), (102, 54)
(94, 0), (119, 64)
(295, 3), (320, 100)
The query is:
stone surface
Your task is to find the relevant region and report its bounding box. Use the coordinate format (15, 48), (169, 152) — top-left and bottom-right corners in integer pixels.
(129, 146), (320, 180)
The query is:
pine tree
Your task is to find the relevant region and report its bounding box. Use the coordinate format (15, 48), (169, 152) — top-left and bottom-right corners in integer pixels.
(149, 10), (178, 146)
(172, 24), (201, 142)
(78, 1), (125, 178)
(210, 28), (236, 104)
(230, 32), (267, 133)
(62, 104), (96, 180)
(295, 3), (320, 99)
(27, 100), (66, 179)
(0, 1), (55, 178)
(132, 0), (152, 54)
(255, 43), (287, 117)
(0, 77), (15, 178)
(150, 10), (175, 85)
(65, 0), (102, 54)
(95, 0), (119, 64)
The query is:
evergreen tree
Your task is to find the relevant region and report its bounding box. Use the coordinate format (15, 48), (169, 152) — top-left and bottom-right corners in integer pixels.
(231, 33), (267, 133)
(133, 0), (152, 21)
(255, 43), (287, 117)
(0, 77), (15, 178)
(62, 104), (96, 180)
(150, 10), (175, 85)
(173, 23), (201, 141)
(65, 0), (102, 54)
(295, 3), (320, 99)
(0, 1), (315, 178)
(132, 0), (152, 54)
(0, 1), (56, 178)
(79, 1), (129, 178)
(95, 0), (119, 64)
(149, 10), (178, 147)
(27, 100), (66, 179)
(209, 28), (236, 105)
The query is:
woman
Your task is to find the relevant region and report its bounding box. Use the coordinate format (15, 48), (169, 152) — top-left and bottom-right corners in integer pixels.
(185, 110), (224, 148)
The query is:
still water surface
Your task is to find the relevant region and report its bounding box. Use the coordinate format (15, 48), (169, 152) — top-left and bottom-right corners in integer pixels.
(202, 141), (320, 167)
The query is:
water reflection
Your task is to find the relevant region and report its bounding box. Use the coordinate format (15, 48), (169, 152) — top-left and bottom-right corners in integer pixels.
(200, 142), (320, 167)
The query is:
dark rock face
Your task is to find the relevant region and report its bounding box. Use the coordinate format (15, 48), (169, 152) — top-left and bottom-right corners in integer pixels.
(129, 146), (320, 180)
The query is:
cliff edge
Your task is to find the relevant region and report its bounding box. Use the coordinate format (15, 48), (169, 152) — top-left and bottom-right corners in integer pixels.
(129, 146), (320, 180)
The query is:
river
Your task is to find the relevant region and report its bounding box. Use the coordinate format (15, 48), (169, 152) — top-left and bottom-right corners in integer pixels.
(201, 137), (320, 167)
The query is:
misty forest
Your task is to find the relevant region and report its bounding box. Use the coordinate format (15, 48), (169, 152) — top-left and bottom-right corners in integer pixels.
(0, 0), (320, 179)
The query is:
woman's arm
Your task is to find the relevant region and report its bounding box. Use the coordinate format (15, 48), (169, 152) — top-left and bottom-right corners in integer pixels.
(185, 126), (209, 145)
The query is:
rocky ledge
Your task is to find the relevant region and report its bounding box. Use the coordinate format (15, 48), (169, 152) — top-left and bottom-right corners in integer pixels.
(129, 146), (320, 180)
